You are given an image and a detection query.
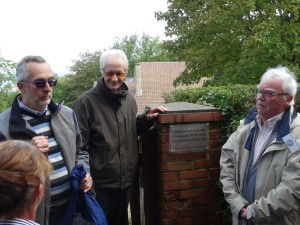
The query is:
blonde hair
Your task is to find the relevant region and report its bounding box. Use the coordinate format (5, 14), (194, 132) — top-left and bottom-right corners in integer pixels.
(0, 140), (52, 216)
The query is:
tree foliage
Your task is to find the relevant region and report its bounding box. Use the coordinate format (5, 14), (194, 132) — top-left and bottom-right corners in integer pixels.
(112, 33), (172, 75)
(0, 54), (18, 112)
(156, 0), (300, 86)
(53, 51), (101, 106)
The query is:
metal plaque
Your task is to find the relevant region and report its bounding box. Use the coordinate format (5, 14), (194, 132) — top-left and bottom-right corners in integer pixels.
(169, 123), (209, 153)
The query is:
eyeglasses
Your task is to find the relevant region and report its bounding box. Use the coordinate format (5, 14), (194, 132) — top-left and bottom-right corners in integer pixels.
(257, 89), (290, 99)
(104, 71), (127, 78)
(21, 79), (57, 88)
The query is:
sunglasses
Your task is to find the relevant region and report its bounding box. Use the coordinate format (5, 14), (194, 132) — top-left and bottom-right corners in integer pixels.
(21, 79), (57, 88)
(104, 71), (127, 78)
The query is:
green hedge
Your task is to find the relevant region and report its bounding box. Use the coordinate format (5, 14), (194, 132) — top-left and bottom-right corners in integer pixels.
(164, 85), (257, 135)
(164, 84), (300, 135)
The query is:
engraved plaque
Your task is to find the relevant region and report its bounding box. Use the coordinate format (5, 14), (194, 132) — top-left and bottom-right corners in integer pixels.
(169, 123), (209, 153)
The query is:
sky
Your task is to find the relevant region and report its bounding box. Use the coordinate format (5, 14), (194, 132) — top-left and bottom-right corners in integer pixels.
(0, 0), (168, 75)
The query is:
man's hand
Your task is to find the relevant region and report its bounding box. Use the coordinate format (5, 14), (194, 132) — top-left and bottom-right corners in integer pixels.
(79, 172), (93, 192)
(31, 136), (49, 152)
(240, 207), (247, 219)
(145, 106), (168, 120)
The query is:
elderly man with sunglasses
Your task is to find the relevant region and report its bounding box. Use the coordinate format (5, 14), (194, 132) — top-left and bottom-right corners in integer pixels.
(72, 49), (167, 225)
(220, 66), (300, 225)
(0, 55), (93, 225)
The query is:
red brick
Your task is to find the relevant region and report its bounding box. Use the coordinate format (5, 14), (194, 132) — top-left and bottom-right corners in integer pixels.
(178, 151), (207, 161)
(141, 101), (227, 225)
(158, 133), (169, 144)
(163, 173), (178, 182)
(179, 207), (209, 218)
(209, 130), (222, 140)
(209, 122), (223, 130)
(162, 161), (194, 173)
(195, 214), (223, 225)
(195, 160), (219, 169)
(194, 179), (215, 188)
(158, 114), (176, 124)
(176, 218), (194, 225)
(160, 143), (171, 154)
(209, 168), (220, 178)
(207, 150), (221, 159)
(156, 123), (169, 133)
(158, 112), (226, 124)
(179, 170), (208, 180)
(163, 191), (180, 201)
(163, 199), (192, 210)
(163, 180), (193, 191)
(208, 140), (221, 149)
(194, 196), (221, 206)
(180, 188), (209, 199)
(161, 153), (178, 163)
(164, 210), (178, 220)
(162, 221), (175, 225)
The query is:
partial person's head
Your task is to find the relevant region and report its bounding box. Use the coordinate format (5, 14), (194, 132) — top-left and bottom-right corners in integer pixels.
(99, 49), (128, 92)
(256, 65), (297, 122)
(16, 55), (57, 112)
(0, 140), (52, 220)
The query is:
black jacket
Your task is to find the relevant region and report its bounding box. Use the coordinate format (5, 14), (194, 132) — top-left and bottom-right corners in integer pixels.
(73, 78), (152, 189)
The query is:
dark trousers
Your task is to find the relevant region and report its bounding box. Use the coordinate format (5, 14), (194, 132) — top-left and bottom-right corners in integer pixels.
(95, 186), (133, 225)
(49, 204), (68, 225)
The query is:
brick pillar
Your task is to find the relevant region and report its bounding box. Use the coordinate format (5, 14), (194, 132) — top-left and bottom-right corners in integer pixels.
(142, 102), (227, 225)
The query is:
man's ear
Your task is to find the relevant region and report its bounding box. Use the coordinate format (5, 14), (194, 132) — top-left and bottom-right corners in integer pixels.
(285, 95), (293, 106)
(17, 82), (25, 94)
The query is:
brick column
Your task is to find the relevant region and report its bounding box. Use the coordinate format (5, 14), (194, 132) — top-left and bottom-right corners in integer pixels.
(142, 102), (226, 225)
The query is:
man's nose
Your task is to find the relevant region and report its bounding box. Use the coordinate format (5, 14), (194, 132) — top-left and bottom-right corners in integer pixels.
(111, 74), (119, 80)
(43, 82), (52, 90)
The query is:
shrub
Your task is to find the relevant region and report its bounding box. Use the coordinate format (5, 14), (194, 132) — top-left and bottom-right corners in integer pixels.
(165, 85), (257, 135)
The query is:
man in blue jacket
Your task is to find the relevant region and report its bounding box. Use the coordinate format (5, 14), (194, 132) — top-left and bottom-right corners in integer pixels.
(0, 55), (93, 225)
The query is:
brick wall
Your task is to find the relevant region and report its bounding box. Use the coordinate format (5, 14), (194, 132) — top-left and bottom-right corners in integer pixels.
(142, 110), (226, 225)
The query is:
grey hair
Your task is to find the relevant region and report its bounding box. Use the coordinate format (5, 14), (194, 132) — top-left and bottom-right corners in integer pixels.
(16, 55), (48, 82)
(260, 65), (298, 106)
(99, 49), (128, 74)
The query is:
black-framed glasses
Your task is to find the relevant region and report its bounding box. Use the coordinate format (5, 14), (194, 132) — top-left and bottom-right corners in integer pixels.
(104, 70), (127, 78)
(257, 89), (290, 99)
(21, 79), (57, 88)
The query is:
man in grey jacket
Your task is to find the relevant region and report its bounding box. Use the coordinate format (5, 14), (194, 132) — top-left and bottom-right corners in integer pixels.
(0, 55), (93, 225)
(220, 66), (300, 225)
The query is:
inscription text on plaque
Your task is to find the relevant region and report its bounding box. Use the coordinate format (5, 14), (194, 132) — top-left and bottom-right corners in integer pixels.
(169, 123), (209, 153)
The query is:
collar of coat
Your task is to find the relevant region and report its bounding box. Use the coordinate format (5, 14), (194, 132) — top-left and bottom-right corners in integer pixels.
(9, 93), (59, 140)
(96, 77), (128, 108)
(244, 107), (297, 151)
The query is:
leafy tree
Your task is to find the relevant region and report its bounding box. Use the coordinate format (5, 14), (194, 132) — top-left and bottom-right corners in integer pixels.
(156, 0), (300, 86)
(52, 74), (68, 104)
(112, 33), (172, 75)
(55, 51), (101, 106)
(0, 54), (18, 112)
